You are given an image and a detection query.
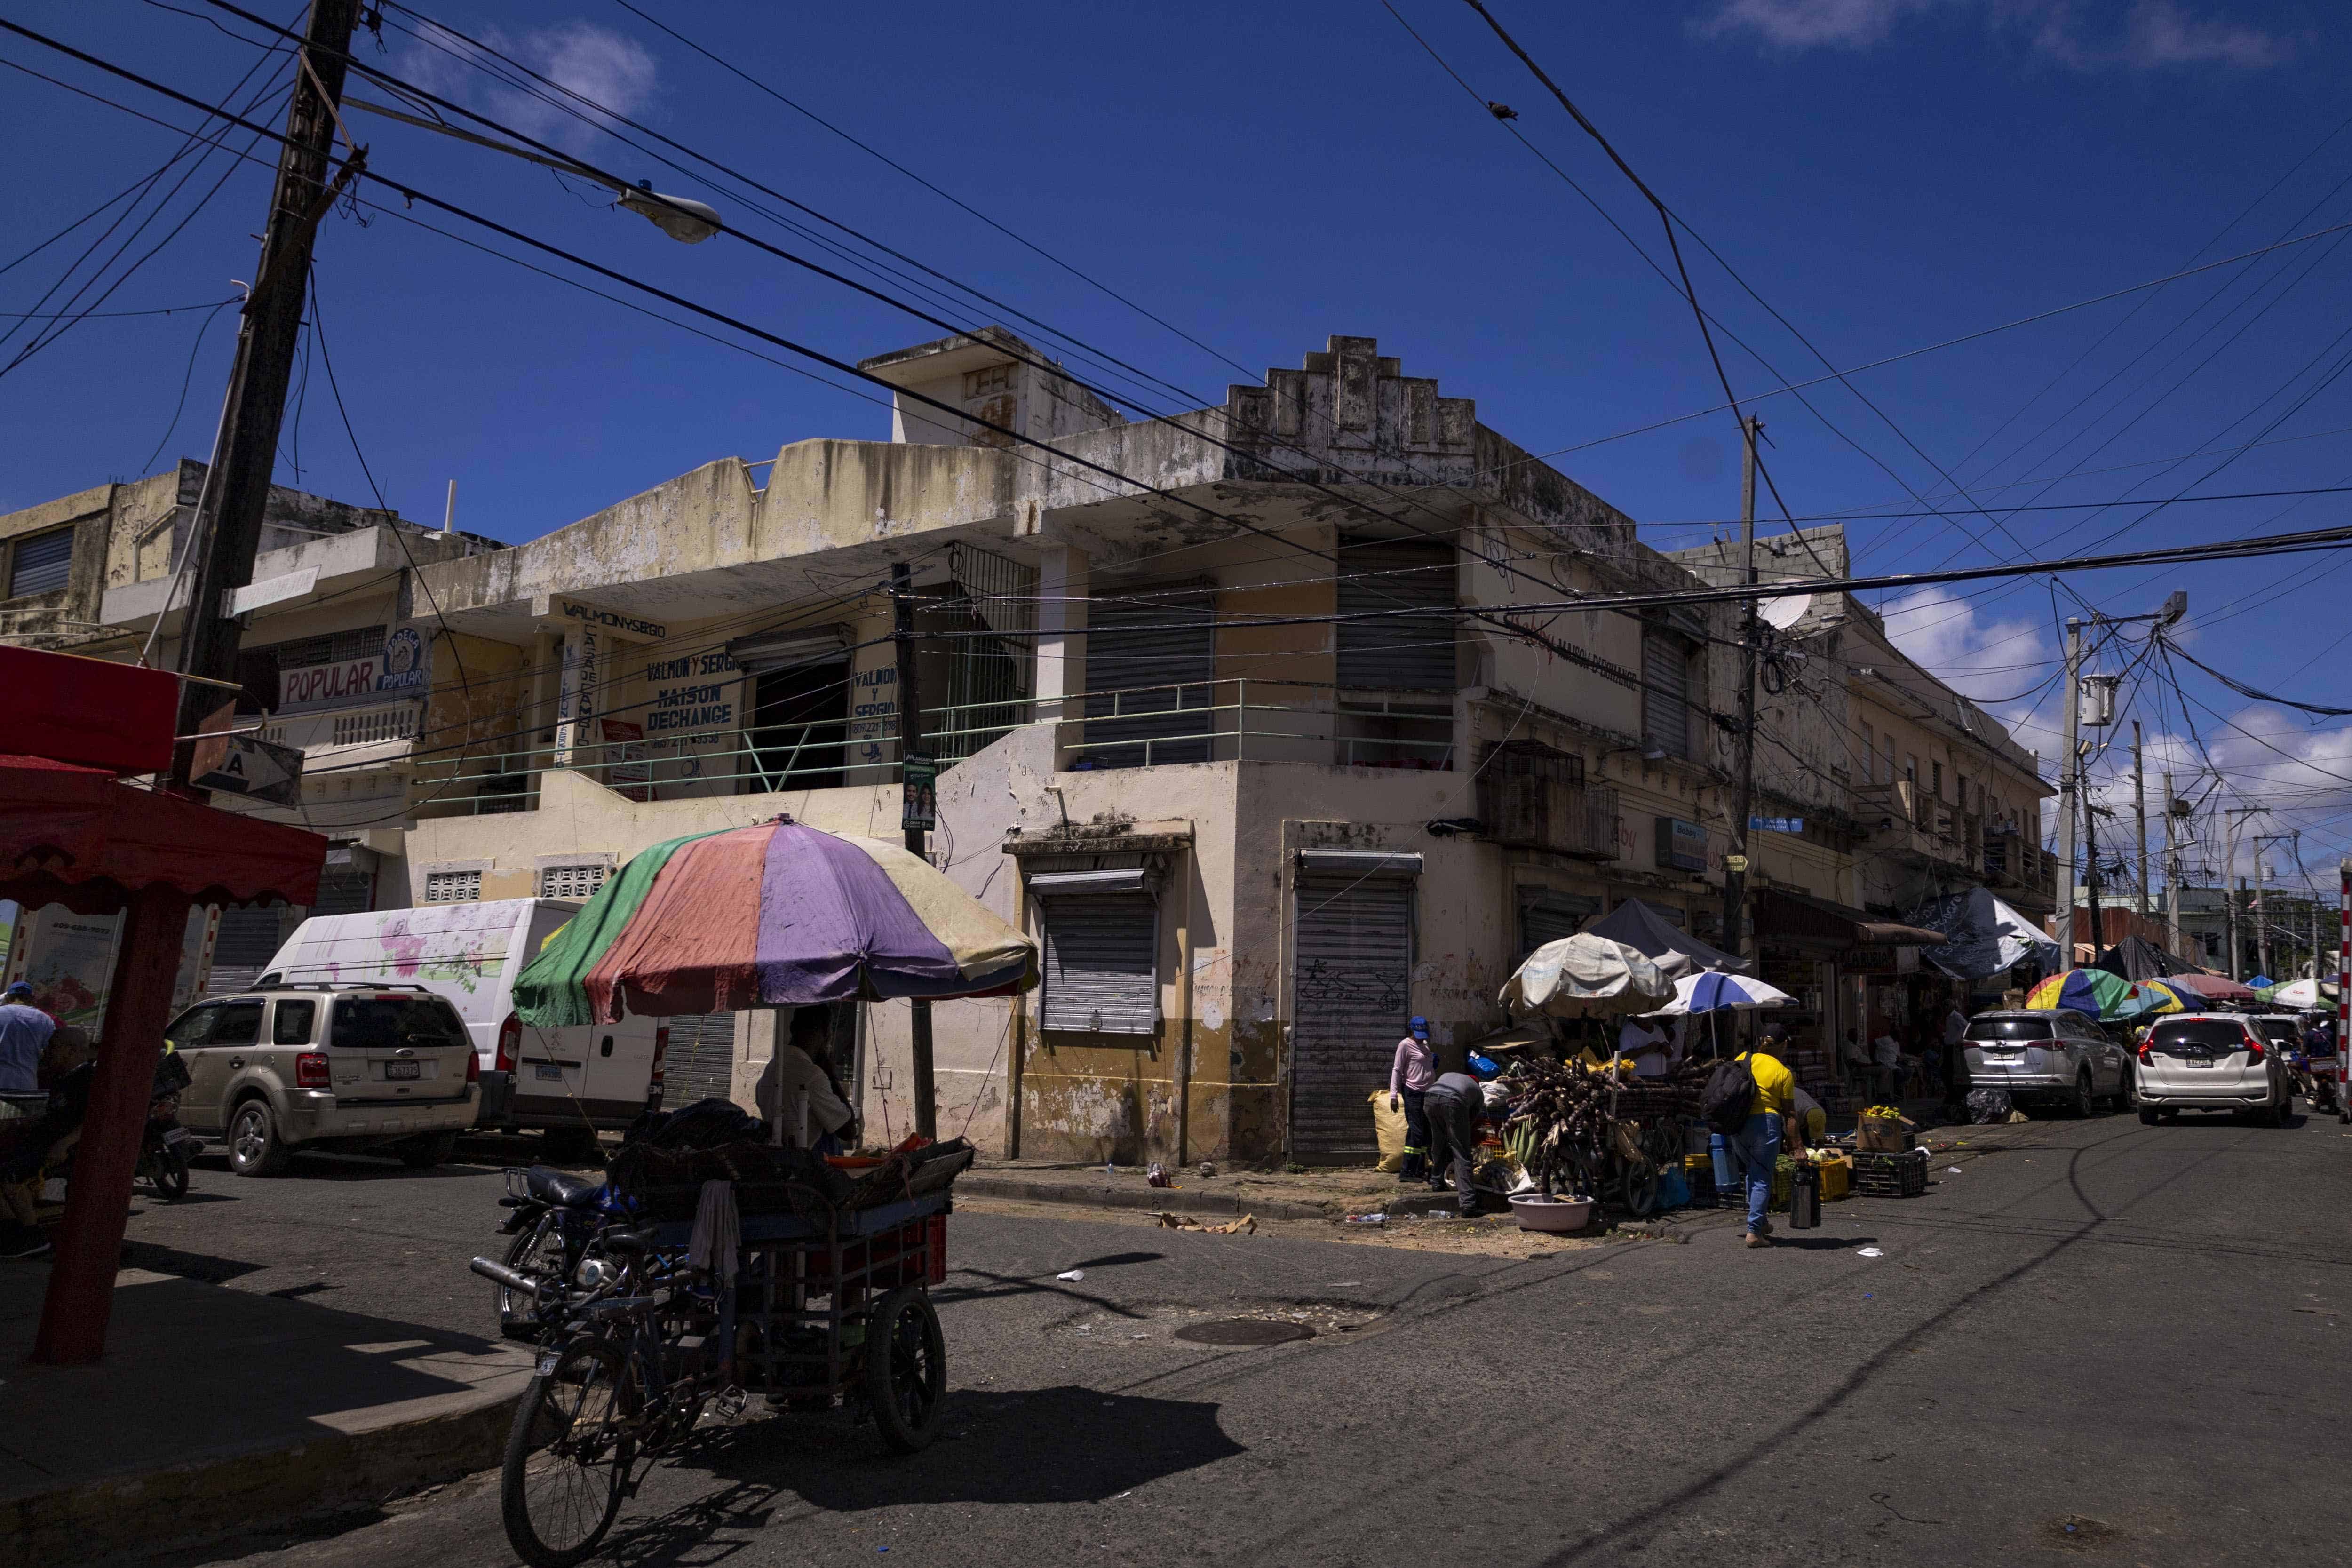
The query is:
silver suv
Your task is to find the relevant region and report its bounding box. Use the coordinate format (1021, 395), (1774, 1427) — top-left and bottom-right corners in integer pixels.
(166, 985), (482, 1176)
(2135, 1012), (2290, 1126)
(1961, 1007), (2133, 1115)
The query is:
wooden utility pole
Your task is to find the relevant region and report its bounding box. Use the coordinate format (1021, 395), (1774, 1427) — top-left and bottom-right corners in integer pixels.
(2132, 720), (2149, 917)
(169, 0), (366, 788)
(2162, 772), (2184, 957)
(891, 561), (938, 1138)
(1718, 414), (1762, 962)
(2056, 618), (2082, 953)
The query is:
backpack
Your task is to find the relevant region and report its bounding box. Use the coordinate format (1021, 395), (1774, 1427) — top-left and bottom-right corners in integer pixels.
(1699, 1054), (1758, 1135)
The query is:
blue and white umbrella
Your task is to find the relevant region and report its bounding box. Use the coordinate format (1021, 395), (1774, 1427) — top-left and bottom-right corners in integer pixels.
(1645, 970), (1796, 1016)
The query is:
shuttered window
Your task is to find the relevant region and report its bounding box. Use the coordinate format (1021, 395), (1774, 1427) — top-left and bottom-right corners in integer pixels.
(1640, 627), (1692, 760)
(1336, 538), (1457, 690)
(1289, 872), (1415, 1158)
(6, 527), (73, 598)
(1081, 580), (1215, 767)
(663, 1013), (738, 1107)
(1039, 892), (1158, 1034)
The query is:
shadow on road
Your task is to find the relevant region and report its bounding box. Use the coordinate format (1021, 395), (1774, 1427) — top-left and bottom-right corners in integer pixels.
(591, 1385), (1245, 1564)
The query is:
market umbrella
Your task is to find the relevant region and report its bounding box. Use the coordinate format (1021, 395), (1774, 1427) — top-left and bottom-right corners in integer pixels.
(2023, 967), (2146, 1020)
(1500, 933), (1673, 1019)
(2162, 971), (2257, 1005)
(1641, 971), (1797, 1016)
(2133, 979), (2196, 1014)
(2246, 974), (2276, 991)
(516, 816), (1037, 1027)
(2264, 977), (2338, 1009)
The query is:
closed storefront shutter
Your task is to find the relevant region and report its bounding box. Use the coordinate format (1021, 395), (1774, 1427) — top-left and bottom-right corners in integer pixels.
(1516, 889), (1599, 965)
(1336, 538), (1457, 690)
(663, 1013), (738, 1107)
(1290, 872), (1415, 1158)
(1040, 892), (1158, 1034)
(207, 903), (294, 995)
(1641, 627), (1691, 760)
(1081, 581), (1215, 766)
(309, 870), (374, 918)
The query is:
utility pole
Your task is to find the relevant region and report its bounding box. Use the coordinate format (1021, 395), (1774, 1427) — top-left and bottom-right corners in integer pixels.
(2255, 854), (2271, 979)
(2162, 772), (2184, 957)
(168, 0), (366, 786)
(2056, 617), (2082, 956)
(890, 561), (938, 1139)
(2083, 793), (2104, 964)
(2132, 720), (2148, 917)
(1718, 414), (1763, 962)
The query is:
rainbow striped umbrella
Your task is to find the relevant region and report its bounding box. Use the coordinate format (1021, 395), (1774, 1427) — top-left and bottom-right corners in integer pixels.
(514, 817), (1036, 1027)
(2024, 967), (2145, 1019)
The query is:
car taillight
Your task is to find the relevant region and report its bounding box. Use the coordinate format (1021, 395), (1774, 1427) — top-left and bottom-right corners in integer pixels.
(465, 1050), (481, 1083)
(2244, 1033), (2265, 1063)
(496, 1014), (521, 1074)
(296, 1052), (330, 1089)
(2137, 1042), (2153, 1064)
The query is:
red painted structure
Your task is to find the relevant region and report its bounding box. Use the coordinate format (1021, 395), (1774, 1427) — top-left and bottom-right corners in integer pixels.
(0, 650), (326, 1365)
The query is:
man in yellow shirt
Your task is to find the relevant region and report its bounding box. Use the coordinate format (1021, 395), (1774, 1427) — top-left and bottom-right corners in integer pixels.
(1729, 1028), (1796, 1248)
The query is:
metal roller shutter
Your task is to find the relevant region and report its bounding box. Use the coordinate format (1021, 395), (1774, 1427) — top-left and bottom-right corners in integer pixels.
(1289, 873), (1415, 1158)
(1081, 581), (1214, 766)
(1041, 892), (1158, 1034)
(1641, 627), (1691, 760)
(206, 903), (294, 996)
(1337, 538), (1457, 690)
(309, 870), (374, 918)
(663, 1013), (738, 1108)
(1517, 890), (1599, 965)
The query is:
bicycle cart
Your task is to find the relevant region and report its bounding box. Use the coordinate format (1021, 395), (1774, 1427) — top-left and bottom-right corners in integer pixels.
(483, 1168), (961, 1568)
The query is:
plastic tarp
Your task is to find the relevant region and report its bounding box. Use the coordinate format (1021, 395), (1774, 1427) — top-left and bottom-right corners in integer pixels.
(1579, 897), (1748, 977)
(2095, 934), (2204, 982)
(0, 753), (326, 915)
(1500, 933), (1674, 1019)
(1908, 887), (2061, 980)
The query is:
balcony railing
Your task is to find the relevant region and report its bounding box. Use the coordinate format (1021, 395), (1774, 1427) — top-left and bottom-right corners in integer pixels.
(407, 679), (1455, 817)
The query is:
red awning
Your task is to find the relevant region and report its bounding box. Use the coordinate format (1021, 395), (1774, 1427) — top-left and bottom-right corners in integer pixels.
(0, 753), (327, 915)
(0, 645), (182, 775)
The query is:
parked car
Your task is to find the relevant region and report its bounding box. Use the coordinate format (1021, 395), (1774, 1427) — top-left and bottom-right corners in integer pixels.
(1960, 1008), (2132, 1115)
(166, 984), (482, 1176)
(254, 900), (666, 1159)
(2135, 1012), (2291, 1126)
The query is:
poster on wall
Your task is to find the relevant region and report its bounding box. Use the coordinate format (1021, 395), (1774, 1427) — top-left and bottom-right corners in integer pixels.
(602, 718), (651, 801)
(642, 649), (742, 793)
(12, 907), (125, 1034)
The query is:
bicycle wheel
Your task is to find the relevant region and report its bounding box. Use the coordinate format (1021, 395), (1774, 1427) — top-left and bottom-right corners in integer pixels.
(498, 1216), (565, 1341)
(501, 1338), (638, 1568)
(864, 1287), (946, 1454)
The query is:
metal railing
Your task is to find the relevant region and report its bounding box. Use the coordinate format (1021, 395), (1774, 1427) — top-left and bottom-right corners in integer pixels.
(407, 679), (1456, 817)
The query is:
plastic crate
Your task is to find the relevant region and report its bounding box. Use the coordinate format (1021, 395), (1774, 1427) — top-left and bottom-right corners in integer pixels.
(1814, 1154), (1851, 1202)
(1851, 1149), (1928, 1198)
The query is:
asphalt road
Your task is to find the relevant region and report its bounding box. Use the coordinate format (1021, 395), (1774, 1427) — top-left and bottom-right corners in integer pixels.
(125, 1107), (2352, 1568)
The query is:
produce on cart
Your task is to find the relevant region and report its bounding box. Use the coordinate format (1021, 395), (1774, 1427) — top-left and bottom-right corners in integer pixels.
(477, 815), (1035, 1568)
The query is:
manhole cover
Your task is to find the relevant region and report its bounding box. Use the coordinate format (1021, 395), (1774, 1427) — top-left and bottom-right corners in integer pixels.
(1173, 1318), (1316, 1346)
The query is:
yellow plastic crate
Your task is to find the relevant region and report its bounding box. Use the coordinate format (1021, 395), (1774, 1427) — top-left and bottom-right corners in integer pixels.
(1814, 1155), (1851, 1202)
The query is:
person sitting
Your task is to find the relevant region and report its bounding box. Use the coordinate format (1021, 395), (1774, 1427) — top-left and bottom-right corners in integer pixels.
(755, 1005), (857, 1153)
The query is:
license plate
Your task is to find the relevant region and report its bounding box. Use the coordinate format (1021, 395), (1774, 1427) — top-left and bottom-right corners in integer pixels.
(2184, 1058), (2212, 1069)
(535, 1064), (564, 1082)
(385, 1060), (421, 1080)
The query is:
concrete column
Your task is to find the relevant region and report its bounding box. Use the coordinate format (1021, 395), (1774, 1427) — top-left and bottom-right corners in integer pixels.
(1034, 544), (1088, 768)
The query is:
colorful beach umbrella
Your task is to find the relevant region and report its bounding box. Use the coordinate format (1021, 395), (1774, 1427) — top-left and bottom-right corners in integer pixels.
(515, 817), (1036, 1027)
(2133, 979), (2195, 1014)
(2023, 967), (2143, 1019)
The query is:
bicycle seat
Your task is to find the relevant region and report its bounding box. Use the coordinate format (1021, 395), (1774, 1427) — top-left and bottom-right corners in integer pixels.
(526, 1166), (604, 1208)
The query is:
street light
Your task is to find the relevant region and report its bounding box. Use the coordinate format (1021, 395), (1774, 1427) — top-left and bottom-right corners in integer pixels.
(344, 97), (721, 243)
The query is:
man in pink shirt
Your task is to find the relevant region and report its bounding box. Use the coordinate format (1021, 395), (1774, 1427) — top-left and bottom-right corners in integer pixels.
(1389, 1015), (1436, 1183)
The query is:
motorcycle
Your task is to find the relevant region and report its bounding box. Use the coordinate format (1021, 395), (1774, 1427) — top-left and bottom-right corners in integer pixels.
(2289, 1051), (2341, 1115)
(491, 1164), (637, 1339)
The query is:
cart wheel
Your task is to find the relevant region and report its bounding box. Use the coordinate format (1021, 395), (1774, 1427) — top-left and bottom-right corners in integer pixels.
(864, 1287), (946, 1454)
(1619, 1161), (1660, 1217)
(501, 1339), (637, 1568)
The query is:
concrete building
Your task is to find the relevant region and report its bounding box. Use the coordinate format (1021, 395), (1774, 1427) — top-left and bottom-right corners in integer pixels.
(7, 330), (2058, 1162)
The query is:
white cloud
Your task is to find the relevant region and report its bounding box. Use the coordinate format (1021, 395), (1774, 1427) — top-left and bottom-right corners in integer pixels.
(399, 22), (658, 155)
(1878, 586), (2055, 705)
(1699, 0), (2293, 70)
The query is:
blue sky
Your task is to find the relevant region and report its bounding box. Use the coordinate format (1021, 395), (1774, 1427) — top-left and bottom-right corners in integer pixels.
(6, 0), (2351, 883)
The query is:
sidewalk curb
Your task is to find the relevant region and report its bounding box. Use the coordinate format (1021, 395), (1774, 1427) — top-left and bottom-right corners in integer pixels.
(959, 1175), (1341, 1225)
(3, 1370), (526, 1566)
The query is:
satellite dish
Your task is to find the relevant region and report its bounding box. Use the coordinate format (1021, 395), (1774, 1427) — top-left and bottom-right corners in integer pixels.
(1759, 593), (1812, 631)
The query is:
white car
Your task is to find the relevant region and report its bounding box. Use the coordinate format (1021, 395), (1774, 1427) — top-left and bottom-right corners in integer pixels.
(2134, 1013), (2291, 1126)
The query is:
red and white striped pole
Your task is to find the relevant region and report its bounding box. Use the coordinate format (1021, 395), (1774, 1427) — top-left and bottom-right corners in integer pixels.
(2337, 858), (2349, 1124)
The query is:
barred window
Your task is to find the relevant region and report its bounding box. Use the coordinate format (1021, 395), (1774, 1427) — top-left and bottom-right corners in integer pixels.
(330, 707), (417, 746)
(424, 869), (481, 902)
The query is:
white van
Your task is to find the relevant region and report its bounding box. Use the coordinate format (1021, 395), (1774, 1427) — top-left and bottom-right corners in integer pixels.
(255, 899), (666, 1156)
